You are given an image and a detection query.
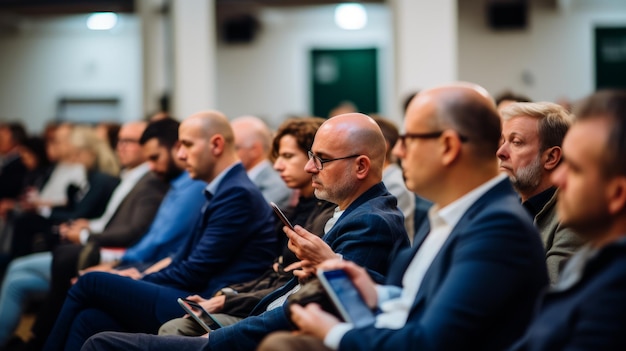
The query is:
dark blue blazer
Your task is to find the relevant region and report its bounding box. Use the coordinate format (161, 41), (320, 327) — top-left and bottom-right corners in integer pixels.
(205, 182), (410, 351)
(339, 178), (548, 351)
(142, 163), (277, 298)
(509, 239), (626, 351)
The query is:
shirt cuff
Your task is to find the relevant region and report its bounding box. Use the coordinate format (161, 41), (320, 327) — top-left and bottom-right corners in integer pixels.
(376, 285), (402, 306)
(37, 206), (52, 218)
(79, 228), (90, 245)
(323, 323), (353, 350)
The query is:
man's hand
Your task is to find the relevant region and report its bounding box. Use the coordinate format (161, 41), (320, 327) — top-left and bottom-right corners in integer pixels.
(318, 259), (378, 309)
(59, 219), (90, 244)
(290, 303), (341, 340)
(112, 267), (143, 280)
(185, 294), (226, 314)
(285, 225), (337, 267)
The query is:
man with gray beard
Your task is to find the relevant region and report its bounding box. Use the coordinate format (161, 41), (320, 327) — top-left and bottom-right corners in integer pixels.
(497, 102), (586, 284)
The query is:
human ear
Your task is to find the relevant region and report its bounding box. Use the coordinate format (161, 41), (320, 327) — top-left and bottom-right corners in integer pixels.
(543, 146), (562, 171)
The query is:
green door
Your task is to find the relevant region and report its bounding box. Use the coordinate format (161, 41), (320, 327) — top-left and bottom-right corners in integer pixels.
(595, 27), (626, 90)
(311, 48), (378, 118)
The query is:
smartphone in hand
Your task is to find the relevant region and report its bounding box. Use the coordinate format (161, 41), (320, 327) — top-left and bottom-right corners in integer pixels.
(177, 298), (223, 332)
(270, 201), (295, 231)
(317, 268), (376, 328)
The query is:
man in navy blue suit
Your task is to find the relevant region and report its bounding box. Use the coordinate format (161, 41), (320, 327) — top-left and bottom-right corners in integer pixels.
(506, 90), (626, 351)
(42, 110), (278, 351)
(258, 82), (549, 351)
(79, 113), (410, 351)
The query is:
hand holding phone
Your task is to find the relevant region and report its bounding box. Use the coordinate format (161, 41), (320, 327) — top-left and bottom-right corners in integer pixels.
(270, 202), (295, 231)
(177, 298), (223, 332)
(317, 268), (376, 328)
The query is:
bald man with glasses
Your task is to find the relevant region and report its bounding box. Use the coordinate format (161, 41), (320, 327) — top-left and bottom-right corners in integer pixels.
(79, 113), (410, 351)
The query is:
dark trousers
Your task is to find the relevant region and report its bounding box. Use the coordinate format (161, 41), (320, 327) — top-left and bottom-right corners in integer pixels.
(81, 332), (208, 351)
(42, 272), (190, 351)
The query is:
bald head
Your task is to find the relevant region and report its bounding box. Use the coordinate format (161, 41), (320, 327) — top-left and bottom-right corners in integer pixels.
(178, 110), (238, 182)
(184, 110), (234, 149)
(231, 116), (272, 169)
(408, 82), (501, 160)
(318, 113), (386, 174)
(307, 113), (386, 210)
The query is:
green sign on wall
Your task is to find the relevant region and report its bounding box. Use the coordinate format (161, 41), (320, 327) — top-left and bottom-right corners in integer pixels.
(595, 27), (626, 90)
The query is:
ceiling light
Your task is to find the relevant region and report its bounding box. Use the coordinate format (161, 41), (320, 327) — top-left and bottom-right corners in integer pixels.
(87, 12), (118, 31)
(335, 3), (367, 30)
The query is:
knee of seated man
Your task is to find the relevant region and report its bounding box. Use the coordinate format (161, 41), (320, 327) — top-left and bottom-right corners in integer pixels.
(158, 317), (202, 336)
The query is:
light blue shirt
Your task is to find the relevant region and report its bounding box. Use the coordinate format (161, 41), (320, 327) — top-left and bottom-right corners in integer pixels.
(120, 171), (207, 264)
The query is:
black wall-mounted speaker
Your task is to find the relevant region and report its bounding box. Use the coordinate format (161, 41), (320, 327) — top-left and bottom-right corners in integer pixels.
(222, 14), (259, 44)
(487, 0), (528, 30)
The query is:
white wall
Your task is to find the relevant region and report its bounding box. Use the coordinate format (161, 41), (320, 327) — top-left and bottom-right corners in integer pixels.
(215, 4), (395, 129)
(0, 14), (141, 133)
(458, 0), (626, 103)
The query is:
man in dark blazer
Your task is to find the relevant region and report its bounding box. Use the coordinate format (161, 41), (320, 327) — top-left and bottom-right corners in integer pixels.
(257, 82), (549, 351)
(78, 113), (410, 351)
(43, 110), (277, 351)
(506, 90), (626, 350)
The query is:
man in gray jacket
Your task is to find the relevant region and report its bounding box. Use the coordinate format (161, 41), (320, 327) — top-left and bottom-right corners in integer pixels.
(497, 101), (586, 284)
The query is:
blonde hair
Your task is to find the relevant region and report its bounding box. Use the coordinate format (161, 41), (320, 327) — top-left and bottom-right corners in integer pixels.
(69, 125), (120, 177)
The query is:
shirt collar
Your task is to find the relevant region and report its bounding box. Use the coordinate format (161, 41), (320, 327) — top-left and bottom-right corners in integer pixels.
(523, 186), (557, 217)
(247, 160), (271, 181)
(205, 162), (241, 198)
(120, 162), (151, 182)
(429, 173), (508, 230)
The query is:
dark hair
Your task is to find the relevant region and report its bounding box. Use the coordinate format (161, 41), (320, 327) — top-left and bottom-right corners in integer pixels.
(372, 117), (399, 161)
(1, 122), (27, 146)
(21, 136), (51, 169)
(271, 117), (326, 160)
(574, 90), (626, 176)
(139, 117), (180, 149)
(437, 92), (502, 159)
(495, 90), (532, 106)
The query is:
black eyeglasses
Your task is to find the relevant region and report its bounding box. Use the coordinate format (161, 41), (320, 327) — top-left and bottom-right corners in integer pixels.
(307, 150), (360, 170)
(398, 130), (468, 144)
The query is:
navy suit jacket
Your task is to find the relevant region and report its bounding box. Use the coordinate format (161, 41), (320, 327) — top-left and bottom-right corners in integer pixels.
(509, 239), (626, 351)
(339, 178), (548, 351)
(205, 182), (410, 351)
(142, 163), (277, 297)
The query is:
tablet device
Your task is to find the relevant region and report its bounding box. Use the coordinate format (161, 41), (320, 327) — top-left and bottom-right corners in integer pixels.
(270, 201), (295, 231)
(177, 298), (223, 332)
(317, 268), (376, 328)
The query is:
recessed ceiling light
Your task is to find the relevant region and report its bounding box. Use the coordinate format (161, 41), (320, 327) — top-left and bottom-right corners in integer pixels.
(87, 12), (118, 31)
(335, 3), (367, 30)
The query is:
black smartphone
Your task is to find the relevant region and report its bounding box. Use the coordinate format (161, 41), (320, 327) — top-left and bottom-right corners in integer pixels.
(177, 298), (223, 332)
(317, 268), (376, 328)
(270, 201), (295, 231)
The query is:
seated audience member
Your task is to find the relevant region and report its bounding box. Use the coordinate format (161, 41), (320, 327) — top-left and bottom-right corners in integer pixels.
(507, 90), (626, 350)
(22, 118), (208, 350)
(0, 121), (167, 350)
(76, 118), (205, 270)
(255, 82), (548, 351)
(8, 126), (120, 257)
(79, 112), (410, 351)
(42, 110), (278, 351)
(231, 116), (292, 208)
(0, 136), (52, 220)
(158, 117), (335, 334)
(497, 102), (586, 284)
(23, 123), (86, 210)
(373, 117), (416, 240)
(0, 122), (28, 201)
